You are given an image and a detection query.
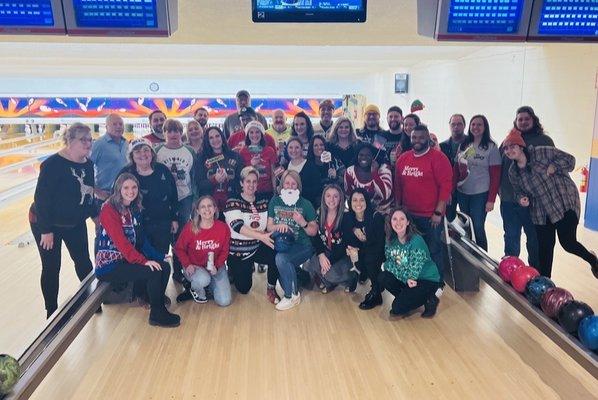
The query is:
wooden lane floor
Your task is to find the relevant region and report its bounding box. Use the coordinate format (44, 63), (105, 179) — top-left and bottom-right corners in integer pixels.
(0, 195), (84, 356)
(0, 194), (596, 399)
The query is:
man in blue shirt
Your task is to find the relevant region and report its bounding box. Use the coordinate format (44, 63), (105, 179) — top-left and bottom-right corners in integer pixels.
(90, 113), (128, 200)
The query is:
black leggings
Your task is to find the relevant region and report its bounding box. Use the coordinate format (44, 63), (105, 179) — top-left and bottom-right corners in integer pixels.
(98, 261), (170, 308)
(378, 271), (439, 315)
(31, 221), (93, 315)
(535, 209), (596, 278)
(356, 249), (383, 292)
(227, 244), (278, 293)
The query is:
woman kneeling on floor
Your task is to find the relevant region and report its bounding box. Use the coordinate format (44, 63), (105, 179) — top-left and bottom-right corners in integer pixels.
(378, 207), (441, 318)
(174, 195), (232, 306)
(305, 184), (358, 294)
(95, 173), (180, 327)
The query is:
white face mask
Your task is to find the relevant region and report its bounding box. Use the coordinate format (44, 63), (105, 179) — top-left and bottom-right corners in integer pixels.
(280, 189), (300, 206)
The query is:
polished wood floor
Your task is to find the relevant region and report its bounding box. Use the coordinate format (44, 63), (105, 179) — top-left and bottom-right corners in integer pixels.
(1, 195), (597, 399)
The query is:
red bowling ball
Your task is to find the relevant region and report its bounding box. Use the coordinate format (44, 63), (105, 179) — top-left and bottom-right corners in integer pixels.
(541, 287), (574, 319)
(498, 256), (526, 283)
(510, 266), (540, 293)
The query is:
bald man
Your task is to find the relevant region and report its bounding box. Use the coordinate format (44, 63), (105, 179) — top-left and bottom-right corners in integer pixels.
(90, 113), (129, 200)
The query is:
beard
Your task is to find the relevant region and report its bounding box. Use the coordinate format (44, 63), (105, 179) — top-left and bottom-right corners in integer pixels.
(389, 121), (401, 131)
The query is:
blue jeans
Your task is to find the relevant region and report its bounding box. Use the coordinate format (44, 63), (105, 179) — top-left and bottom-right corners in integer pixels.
(185, 267), (232, 307)
(456, 191), (488, 251)
(412, 216), (444, 281)
(275, 242), (314, 297)
(500, 201), (540, 268)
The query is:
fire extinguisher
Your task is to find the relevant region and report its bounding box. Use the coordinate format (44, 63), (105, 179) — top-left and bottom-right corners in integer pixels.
(580, 165), (589, 193)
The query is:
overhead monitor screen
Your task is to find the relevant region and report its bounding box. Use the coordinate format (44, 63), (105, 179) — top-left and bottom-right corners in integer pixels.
(435, 0), (532, 41)
(447, 0), (525, 34)
(0, 0), (65, 34)
(72, 0), (158, 28)
(253, 0), (367, 23)
(63, 0), (177, 37)
(0, 1), (54, 26)
(529, 0), (598, 41)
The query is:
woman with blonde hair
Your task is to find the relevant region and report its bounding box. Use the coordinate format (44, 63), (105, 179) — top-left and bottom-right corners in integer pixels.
(305, 184), (357, 293)
(175, 195), (232, 306)
(96, 173), (180, 327)
(30, 122), (96, 317)
(328, 116), (359, 168)
(186, 119), (204, 154)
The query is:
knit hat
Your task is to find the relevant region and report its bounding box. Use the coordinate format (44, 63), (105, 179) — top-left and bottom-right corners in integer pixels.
(410, 99), (425, 113)
(244, 120), (265, 135)
(502, 128), (526, 148)
(363, 104), (380, 116)
(128, 137), (153, 155)
(319, 99), (335, 110)
(236, 89), (250, 99)
(239, 106), (257, 117)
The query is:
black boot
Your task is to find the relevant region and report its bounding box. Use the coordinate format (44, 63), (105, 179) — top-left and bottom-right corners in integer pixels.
(421, 294), (439, 318)
(176, 290), (193, 303)
(359, 289), (383, 310)
(149, 306), (181, 327)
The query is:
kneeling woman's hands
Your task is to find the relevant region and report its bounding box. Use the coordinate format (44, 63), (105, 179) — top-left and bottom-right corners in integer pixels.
(145, 260), (163, 271)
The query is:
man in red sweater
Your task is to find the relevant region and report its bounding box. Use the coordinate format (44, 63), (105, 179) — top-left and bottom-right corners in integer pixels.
(394, 124), (453, 282)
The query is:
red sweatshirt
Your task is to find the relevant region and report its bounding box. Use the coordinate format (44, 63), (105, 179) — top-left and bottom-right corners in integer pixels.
(174, 220), (230, 269)
(394, 148), (453, 217)
(228, 130), (277, 153)
(143, 133), (165, 144)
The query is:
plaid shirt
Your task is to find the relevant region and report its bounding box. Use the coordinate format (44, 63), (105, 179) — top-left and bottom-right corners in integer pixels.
(508, 146), (579, 225)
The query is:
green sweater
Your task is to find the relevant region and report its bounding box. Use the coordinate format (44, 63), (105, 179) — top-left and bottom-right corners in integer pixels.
(383, 234), (440, 283)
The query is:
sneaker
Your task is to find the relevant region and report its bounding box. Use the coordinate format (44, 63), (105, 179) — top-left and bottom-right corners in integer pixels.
(275, 280), (285, 299)
(359, 290), (383, 310)
(266, 287), (280, 304)
(149, 307), (181, 328)
(421, 295), (440, 318)
(189, 288), (208, 304)
(176, 290), (193, 303)
(276, 293), (301, 311)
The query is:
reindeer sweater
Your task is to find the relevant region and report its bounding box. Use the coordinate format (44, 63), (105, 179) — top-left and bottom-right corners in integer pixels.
(30, 153), (96, 233)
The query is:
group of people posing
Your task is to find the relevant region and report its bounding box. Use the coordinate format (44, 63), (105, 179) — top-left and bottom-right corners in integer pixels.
(30, 89), (598, 328)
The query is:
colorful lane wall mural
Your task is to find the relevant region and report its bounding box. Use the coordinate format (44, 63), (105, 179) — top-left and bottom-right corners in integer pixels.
(0, 97), (344, 120)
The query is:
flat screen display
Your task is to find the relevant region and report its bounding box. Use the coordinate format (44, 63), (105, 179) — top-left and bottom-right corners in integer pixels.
(72, 0), (158, 28)
(0, 0), (64, 34)
(253, 0), (367, 23)
(436, 0), (533, 41)
(529, 0), (598, 42)
(63, 0), (178, 37)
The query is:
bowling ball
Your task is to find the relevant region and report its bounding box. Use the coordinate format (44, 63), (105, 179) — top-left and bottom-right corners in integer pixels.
(0, 354), (20, 395)
(541, 287), (574, 319)
(578, 316), (598, 351)
(498, 256), (526, 283)
(557, 301), (594, 334)
(525, 276), (556, 306)
(510, 266), (540, 293)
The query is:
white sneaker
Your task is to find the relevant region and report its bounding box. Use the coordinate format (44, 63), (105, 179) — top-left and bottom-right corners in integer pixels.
(275, 280), (285, 299)
(276, 293), (301, 311)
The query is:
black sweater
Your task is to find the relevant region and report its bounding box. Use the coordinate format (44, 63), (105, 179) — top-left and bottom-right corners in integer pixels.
(118, 163), (179, 225)
(344, 211), (386, 264)
(311, 212), (353, 264)
(31, 153), (96, 233)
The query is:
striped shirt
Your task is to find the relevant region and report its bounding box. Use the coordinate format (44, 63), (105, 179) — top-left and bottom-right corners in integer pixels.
(224, 195), (269, 258)
(508, 146), (579, 225)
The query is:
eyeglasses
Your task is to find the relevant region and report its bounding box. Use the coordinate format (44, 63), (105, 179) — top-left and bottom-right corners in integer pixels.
(77, 137), (93, 143)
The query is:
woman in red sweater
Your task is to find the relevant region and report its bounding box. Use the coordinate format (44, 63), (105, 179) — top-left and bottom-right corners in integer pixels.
(175, 195), (232, 306)
(239, 121), (278, 198)
(96, 173), (180, 327)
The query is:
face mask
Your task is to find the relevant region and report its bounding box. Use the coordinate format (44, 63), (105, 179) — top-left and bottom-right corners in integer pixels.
(280, 189), (300, 206)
